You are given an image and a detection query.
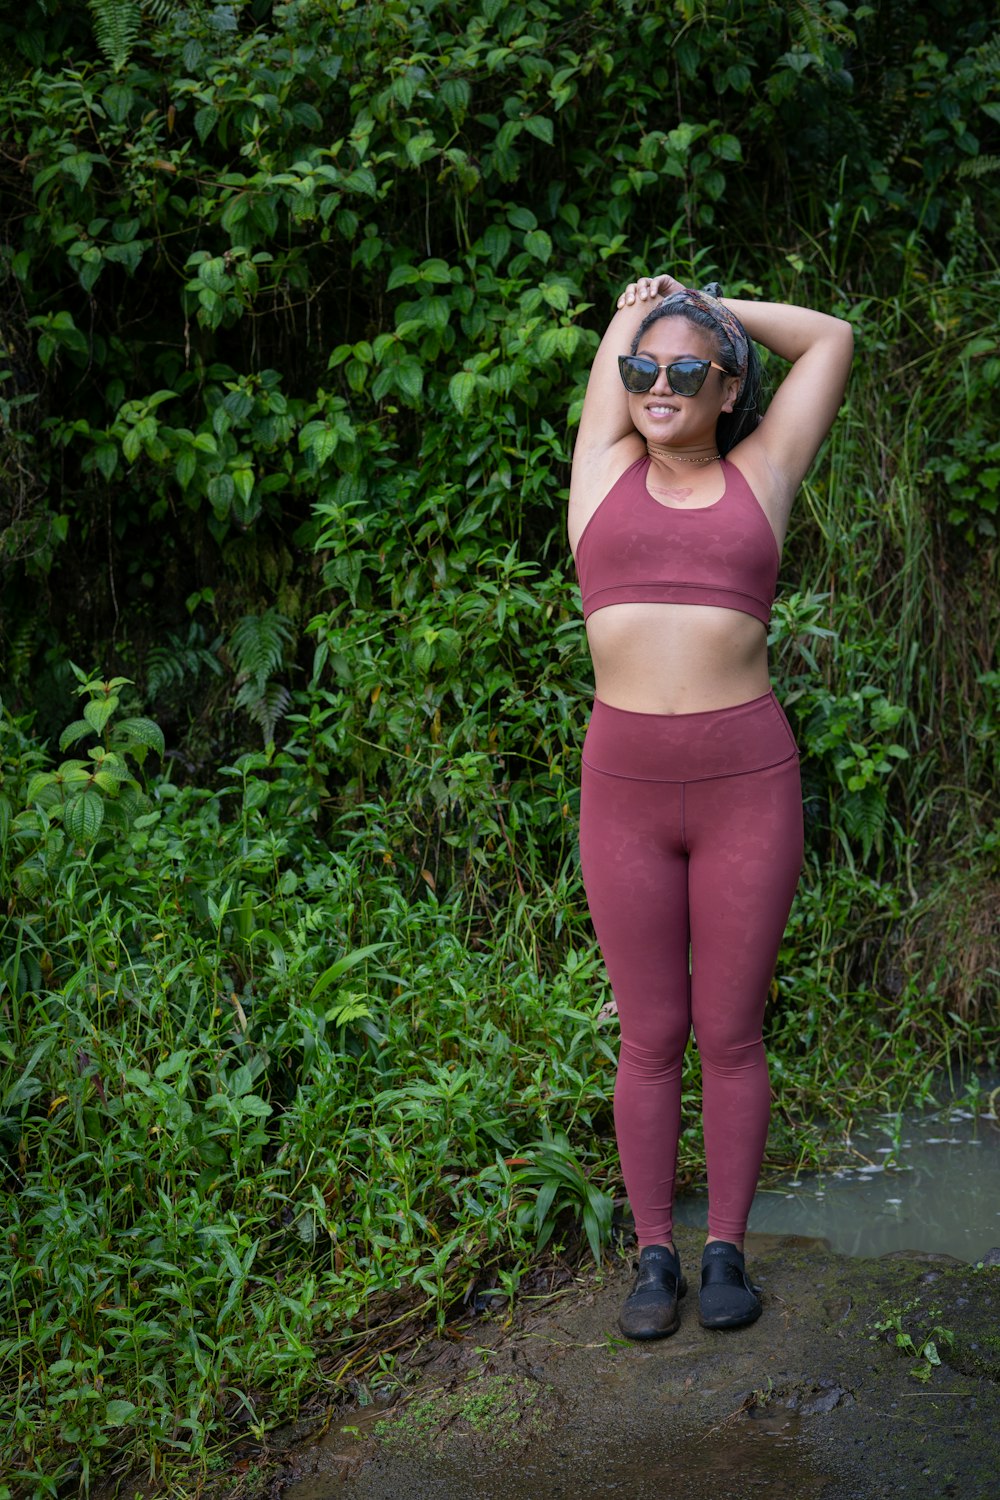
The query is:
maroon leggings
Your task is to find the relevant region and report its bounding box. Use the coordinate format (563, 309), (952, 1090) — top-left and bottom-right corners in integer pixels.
(579, 690), (803, 1245)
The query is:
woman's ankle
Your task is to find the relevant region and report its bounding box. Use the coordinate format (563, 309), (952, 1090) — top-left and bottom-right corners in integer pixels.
(705, 1234), (744, 1254)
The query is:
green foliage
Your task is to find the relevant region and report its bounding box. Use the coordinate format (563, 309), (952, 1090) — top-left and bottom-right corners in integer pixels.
(871, 1299), (957, 1383)
(512, 1130), (614, 1264)
(0, 673), (617, 1489)
(4, 666), (162, 898)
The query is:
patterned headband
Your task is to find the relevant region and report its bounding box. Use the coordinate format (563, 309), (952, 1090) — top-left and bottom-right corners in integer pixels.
(662, 287), (750, 393)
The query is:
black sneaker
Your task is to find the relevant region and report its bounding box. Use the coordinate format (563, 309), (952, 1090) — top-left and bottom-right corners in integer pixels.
(698, 1240), (762, 1329)
(618, 1244), (687, 1340)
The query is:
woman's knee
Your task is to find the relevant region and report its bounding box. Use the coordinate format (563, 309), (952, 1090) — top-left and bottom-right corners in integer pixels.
(692, 1013), (766, 1075)
(618, 1009), (692, 1077)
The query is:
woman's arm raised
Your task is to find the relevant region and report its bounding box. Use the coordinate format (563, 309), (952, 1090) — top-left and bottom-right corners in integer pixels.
(721, 296), (854, 505)
(569, 273), (687, 504)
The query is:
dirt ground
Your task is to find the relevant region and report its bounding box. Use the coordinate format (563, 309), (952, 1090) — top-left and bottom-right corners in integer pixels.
(263, 1228), (1000, 1500)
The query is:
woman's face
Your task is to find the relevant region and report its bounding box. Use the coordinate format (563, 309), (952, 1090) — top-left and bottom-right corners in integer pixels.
(626, 317), (739, 447)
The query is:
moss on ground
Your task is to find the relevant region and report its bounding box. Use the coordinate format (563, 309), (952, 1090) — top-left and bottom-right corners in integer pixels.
(371, 1371), (553, 1454)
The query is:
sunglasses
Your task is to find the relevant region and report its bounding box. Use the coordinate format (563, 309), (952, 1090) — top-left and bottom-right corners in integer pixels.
(618, 354), (731, 396)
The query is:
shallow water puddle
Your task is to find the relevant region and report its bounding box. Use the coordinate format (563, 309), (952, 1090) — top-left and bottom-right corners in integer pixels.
(676, 1096), (1000, 1261)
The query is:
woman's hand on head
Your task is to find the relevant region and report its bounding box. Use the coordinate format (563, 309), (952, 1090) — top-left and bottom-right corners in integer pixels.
(616, 273), (686, 309)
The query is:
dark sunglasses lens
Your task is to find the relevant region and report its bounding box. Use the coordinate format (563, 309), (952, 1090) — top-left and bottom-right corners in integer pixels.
(667, 360), (710, 396)
(618, 356), (657, 393)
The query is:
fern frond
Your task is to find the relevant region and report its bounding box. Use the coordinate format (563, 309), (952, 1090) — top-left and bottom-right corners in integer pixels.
(234, 679), (290, 746)
(324, 991), (374, 1028)
(144, 625), (223, 700)
(972, 34), (1000, 75)
(142, 0), (178, 25)
(840, 785), (887, 862)
(230, 610), (294, 692)
(88, 0), (142, 70)
(957, 155), (1000, 181)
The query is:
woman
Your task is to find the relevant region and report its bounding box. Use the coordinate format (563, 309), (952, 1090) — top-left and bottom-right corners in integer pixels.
(569, 273), (853, 1338)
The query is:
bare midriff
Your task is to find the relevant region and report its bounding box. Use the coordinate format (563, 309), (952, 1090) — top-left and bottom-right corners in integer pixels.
(586, 602), (770, 714)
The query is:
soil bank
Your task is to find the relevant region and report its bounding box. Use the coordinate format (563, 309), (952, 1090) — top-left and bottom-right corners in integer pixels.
(273, 1228), (1000, 1500)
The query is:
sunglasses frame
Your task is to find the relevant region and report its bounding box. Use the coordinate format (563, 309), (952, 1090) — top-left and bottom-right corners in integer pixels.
(618, 354), (732, 397)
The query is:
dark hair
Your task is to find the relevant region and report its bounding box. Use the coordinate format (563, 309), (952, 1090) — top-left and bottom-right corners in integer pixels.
(630, 283), (764, 456)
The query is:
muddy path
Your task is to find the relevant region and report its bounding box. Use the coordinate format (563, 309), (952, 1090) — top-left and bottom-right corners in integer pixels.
(268, 1228), (1000, 1500)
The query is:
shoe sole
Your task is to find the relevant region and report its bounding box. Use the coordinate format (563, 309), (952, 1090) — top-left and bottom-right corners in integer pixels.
(618, 1316), (681, 1340)
(698, 1300), (763, 1330)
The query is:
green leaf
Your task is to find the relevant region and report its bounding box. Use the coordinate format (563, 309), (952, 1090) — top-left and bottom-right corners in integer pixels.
(482, 224), (511, 267)
(440, 78), (470, 117)
(309, 943), (389, 1001)
(239, 1094), (272, 1118)
(90, 752), (130, 781)
(232, 467), (255, 503)
(175, 447), (197, 488)
(208, 474), (234, 516)
(83, 696), (119, 736)
(61, 153), (95, 191)
(387, 264), (420, 290)
(195, 106), (219, 145)
(58, 719), (92, 751)
(104, 1400), (138, 1427)
(395, 360), (423, 402)
(343, 167), (377, 196)
(667, 121), (707, 154)
(95, 444), (118, 480)
(712, 133), (743, 162)
(523, 115), (554, 146)
(155, 1051), (189, 1081)
(417, 259), (453, 285)
(310, 427), (338, 465)
(198, 258), (231, 295)
(291, 103), (323, 131)
(64, 791), (104, 842)
(524, 230), (552, 263)
(25, 772), (58, 803)
(103, 241), (144, 275)
(101, 84), (134, 125)
(405, 132), (437, 167)
(449, 371), (478, 416)
(116, 718), (166, 756)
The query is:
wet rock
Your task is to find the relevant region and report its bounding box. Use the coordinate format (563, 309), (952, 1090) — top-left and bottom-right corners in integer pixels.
(978, 1246), (1000, 1268)
(881, 1248), (964, 1266)
(788, 1379), (855, 1416)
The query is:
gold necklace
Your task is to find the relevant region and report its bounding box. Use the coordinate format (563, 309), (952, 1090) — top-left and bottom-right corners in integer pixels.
(652, 448), (721, 465)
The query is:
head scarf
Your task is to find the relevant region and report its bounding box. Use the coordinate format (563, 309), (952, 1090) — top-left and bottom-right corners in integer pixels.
(660, 286), (750, 395)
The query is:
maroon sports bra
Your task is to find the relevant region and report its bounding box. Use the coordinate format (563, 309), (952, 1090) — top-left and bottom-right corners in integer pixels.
(575, 455), (780, 626)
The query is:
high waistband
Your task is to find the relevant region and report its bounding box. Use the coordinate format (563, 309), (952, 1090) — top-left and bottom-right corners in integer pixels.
(582, 690), (798, 783)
